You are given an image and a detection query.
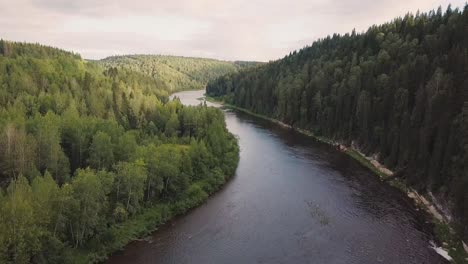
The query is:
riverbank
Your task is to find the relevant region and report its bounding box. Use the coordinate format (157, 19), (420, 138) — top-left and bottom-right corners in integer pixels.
(70, 163), (238, 263)
(205, 95), (468, 263)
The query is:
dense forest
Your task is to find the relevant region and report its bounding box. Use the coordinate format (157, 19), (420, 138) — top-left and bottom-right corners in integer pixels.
(207, 6), (468, 240)
(0, 40), (239, 263)
(98, 55), (261, 92)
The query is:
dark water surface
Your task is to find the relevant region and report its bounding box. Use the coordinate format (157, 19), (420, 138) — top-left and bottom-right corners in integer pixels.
(108, 90), (446, 264)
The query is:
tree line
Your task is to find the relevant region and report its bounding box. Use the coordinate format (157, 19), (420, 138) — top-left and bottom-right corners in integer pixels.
(207, 5), (468, 240)
(0, 40), (239, 263)
(98, 55), (260, 92)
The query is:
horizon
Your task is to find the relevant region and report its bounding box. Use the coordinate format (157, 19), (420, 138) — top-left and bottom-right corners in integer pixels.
(1, 0), (467, 62)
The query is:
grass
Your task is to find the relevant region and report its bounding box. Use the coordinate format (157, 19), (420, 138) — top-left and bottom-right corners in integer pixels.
(433, 221), (468, 263)
(345, 149), (388, 179)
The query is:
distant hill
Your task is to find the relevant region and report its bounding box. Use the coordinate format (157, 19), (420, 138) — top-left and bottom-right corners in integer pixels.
(0, 39), (81, 60)
(98, 55), (262, 92)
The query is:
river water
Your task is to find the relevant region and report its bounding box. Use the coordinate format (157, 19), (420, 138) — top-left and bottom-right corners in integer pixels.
(108, 90), (446, 264)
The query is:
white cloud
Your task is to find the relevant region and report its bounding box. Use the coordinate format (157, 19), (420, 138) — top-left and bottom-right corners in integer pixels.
(61, 15), (210, 41)
(1, 0), (466, 61)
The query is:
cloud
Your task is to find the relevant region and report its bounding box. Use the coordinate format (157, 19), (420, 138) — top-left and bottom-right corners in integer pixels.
(1, 0), (466, 61)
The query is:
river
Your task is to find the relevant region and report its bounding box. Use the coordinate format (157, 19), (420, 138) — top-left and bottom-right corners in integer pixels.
(108, 89), (446, 264)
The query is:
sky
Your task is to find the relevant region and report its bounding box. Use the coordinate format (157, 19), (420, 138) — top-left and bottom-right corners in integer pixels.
(0, 0), (466, 61)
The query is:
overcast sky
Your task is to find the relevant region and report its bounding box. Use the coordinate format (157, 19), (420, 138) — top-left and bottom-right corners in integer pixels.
(1, 0), (466, 61)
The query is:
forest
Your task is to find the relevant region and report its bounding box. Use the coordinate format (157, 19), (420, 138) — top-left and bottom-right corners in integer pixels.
(207, 5), (468, 240)
(98, 55), (261, 92)
(0, 40), (239, 263)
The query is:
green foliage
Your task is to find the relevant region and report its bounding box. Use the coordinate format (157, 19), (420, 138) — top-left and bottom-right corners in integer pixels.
(69, 168), (109, 248)
(207, 5), (468, 240)
(0, 41), (240, 262)
(114, 161), (147, 214)
(98, 55), (258, 92)
(1, 176), (39, 264)
(88, 132), (114, 170)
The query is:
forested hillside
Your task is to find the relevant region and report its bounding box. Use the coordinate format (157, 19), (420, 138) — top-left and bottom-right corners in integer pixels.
(207, 6), (468, 239)
(98, 55), (259, 92)
(0, 40), (239, 263)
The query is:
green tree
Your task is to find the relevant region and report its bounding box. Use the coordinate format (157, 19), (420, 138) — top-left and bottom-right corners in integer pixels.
(68, 169), (107, 248)
(165, 112), (180, 137)
(0, 176), (40, 264)
(88, 131), (114, 170)
(114, 161), (147, 214)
